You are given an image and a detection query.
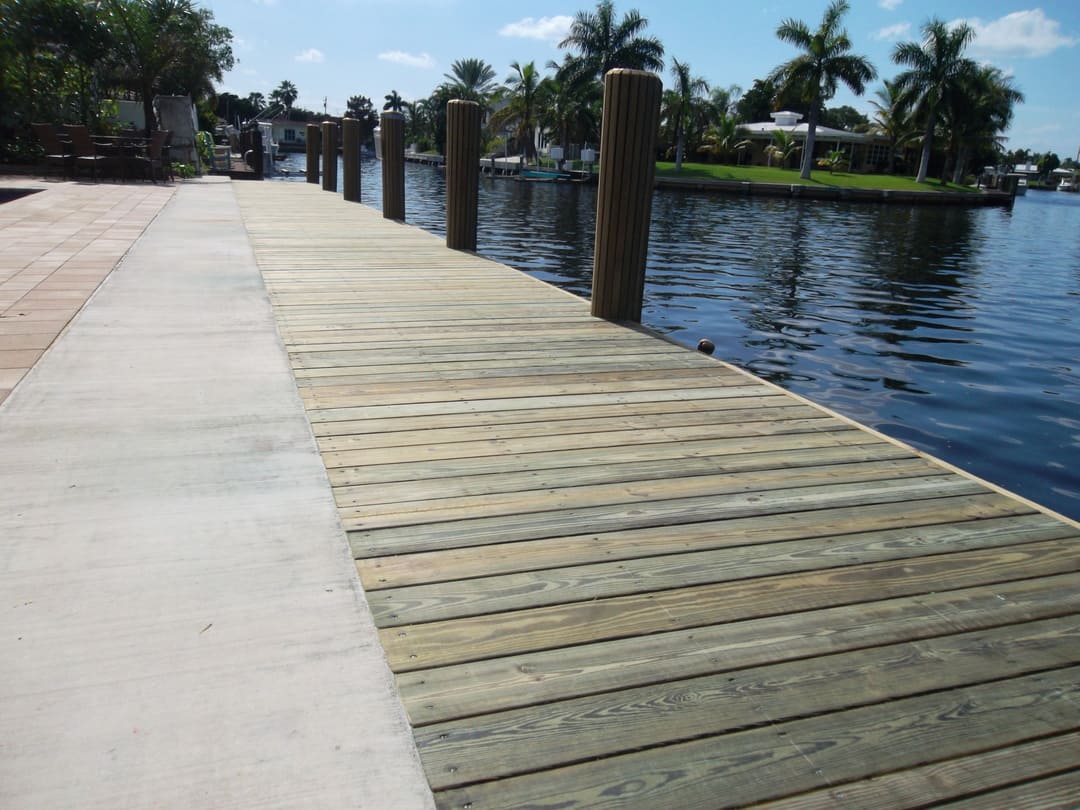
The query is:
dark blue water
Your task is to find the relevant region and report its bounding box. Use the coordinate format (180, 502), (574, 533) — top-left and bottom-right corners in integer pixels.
(273, 154), (1080, 521)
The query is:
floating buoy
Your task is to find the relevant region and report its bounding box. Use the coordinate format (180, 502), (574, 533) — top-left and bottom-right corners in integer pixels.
(697, 338), (715, 355)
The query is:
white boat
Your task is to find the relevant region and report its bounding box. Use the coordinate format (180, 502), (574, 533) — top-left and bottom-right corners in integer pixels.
(1016, 177), (1028, 196)
(1052, 167), (1078, 192)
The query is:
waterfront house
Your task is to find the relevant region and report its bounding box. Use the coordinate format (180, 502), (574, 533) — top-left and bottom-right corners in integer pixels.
(739, 111), (891, 173)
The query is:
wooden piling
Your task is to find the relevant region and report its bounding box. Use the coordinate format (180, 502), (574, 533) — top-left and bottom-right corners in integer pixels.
(342, 118), (361, 202)
(590, 69), (662, 322)
(305, 123), (321, 185)
(445, 100), (481, 251)
(380, 112), (405, 221)
(321, 121), (337, 192)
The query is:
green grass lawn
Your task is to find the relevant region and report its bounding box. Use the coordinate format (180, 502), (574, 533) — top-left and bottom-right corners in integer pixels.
(655, 161), (976, 193)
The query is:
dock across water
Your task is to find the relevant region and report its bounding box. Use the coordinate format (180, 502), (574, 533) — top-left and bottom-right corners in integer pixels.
(2, 177), (1078, 808)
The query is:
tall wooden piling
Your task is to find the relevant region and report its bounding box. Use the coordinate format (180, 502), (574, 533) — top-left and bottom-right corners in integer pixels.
(590, 69), (662, 322)
(380, 112), (405, 221)
(305, 123), (321, 185)
(342, 117), (361, 202)
(321, 121), (337, 192)
(445, 100), (481, 251)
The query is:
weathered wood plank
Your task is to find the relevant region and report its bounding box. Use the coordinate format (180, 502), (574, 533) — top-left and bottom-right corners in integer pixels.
(350, 475), (982, 556)
(358, 494), (1035, 588)
(397, 573), (1080, 725)
(417, 617), (1080, 789)
(753, 731), (1080, 809)
(342, 457), (942, 532)
(433, 668), (1080, 809)
(379, 538), (1080, 669)
(339, 442), (910, 509)
(366, 514), (1075, 626)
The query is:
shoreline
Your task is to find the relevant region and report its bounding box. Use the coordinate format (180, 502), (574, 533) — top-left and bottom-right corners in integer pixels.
(654, 174), (1015, 206)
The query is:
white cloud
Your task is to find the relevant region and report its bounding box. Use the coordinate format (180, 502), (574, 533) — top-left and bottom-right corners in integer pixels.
(878, 0), (902, 9)
(873, 22), (911, 41)
(956, 9), (1078, 58)
(378, 50), (436, 69)
(295, 48), (324, 63)
(498, 15), (574, 42)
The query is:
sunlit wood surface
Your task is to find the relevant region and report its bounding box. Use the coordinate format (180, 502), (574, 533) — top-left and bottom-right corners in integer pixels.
(234, 181), (1080, 810)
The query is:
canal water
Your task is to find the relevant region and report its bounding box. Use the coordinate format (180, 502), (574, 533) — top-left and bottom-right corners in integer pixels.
(273, 153), (1080, 521)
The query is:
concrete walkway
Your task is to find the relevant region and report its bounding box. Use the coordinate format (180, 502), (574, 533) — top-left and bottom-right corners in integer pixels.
(0, 179), (434, 808)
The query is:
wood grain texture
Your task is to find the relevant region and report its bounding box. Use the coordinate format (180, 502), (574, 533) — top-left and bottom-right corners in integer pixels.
(233, 181), (1080, 810)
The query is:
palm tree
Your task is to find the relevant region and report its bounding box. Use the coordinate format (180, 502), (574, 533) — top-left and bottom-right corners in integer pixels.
(868, 79), (916, 173)
(270, 79), (298, 113)
(558, 0), (664, 82)
(698, 115), (752, 164)
(765, 128), (802, 169)
(892, 18), (976, 183)
(768, 0), (876, 180)
(941, 65), (1023, 184)
(442, 57), (497, 107)
(667, 58), (709, 171)
(383, 89), (404, 112)
(540, 58), (603, 160)
(489, 61), (547, 165)
(247, 91), (266, 111)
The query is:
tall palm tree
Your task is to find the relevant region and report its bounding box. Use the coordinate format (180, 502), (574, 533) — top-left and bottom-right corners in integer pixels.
(668, 58), (709, 171)
(892, 18), (976, 183)
(270, 79), (298, 113)
(246, 91), (266, 111)
(558, 0), (664, 82)
(868, 79), (916, 173)
(383, 89), (404, 112)
(540, 57), (603, 159)
(768, 0), (875, 180)
(442, 57), (497, 107)
(489, 61), (547, 164)
(941, 65), (1023, 184)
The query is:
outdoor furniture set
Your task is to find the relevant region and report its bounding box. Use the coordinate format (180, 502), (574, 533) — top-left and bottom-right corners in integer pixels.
(31, 124), (173, 183)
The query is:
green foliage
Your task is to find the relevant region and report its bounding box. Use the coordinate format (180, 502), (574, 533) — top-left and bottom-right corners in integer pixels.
(346, 95), (378, 141)
(816, 148), (849, 173)
(195, 130), (213, 164)
(0, 0), (233, 156)
(170, 160), (194, 178)
(559, 0), (664, 81)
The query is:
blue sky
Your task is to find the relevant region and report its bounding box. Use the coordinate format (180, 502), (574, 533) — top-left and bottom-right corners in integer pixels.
(205, 0), (1080, 159)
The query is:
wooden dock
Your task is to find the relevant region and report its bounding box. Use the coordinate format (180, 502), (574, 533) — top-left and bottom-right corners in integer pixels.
(233, 181), (1080, 809)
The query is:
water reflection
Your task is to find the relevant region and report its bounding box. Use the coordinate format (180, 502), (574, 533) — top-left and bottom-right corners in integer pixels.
(272, 155), (1079, 520)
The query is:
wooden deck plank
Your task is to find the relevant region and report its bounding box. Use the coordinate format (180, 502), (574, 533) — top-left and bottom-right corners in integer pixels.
(397, 573), (1080, 725)
(434, 668), (1080, 809)
(358, 494), (1037, 588)
(416, 617), (1080, 789)
(365, 515), (1073, 625)
(752, 732), (1080, 809)
(378, 538), (1079, 669)
(233, 182), (1080, 809)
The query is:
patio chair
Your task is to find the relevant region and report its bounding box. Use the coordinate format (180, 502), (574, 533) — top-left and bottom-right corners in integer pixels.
(62, 125), (108, 181)
(136, 130), (171, 183)
(31, 123), (73, 178)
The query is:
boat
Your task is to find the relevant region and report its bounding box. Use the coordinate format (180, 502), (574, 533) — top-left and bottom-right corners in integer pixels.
(1051, 167), (1078, 192)
(519, 168), (572, 183)
(1016, 177), (1028, 196)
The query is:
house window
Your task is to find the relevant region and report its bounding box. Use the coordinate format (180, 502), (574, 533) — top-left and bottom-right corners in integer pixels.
(284, 128), (297, 143)
(866, 143), (890, 170)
